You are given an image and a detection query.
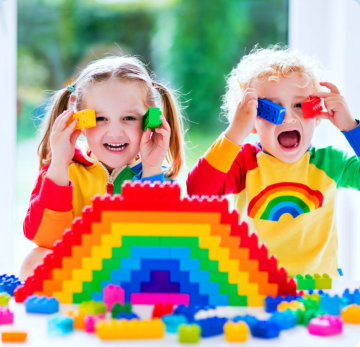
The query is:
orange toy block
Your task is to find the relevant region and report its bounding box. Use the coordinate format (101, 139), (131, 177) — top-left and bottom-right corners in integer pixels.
(1, 330), (27, 343)
(67, 109), (96, 130)
(342, 304), (360, 324)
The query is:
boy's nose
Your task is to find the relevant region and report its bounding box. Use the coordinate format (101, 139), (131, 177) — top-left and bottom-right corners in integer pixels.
(282, 109), (297, 124)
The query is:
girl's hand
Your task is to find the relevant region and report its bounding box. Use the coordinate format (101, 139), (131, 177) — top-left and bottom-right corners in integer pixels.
(46, 109), (81, 186)
(140, 115), (171, 178)
(224, 88), (258, 145)
(314, 82), (357, 132)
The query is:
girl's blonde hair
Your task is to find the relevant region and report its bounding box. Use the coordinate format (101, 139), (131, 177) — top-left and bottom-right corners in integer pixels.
(38, 56), (184, 178)
(222, 45), (325, 122)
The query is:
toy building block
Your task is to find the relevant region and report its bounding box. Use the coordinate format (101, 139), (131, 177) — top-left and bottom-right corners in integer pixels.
(1, 330), (27, 343)
(152, 302), (174, 319)
(103, 284), (125, 311)
(295, 274), (315, 290)
(116, 312), (139, 320)
(0, 274), (22, 295)
(143, 107), (162, 131)
(79, 300), (106, 315)
(95, 318), (165, 340)
(342, 304), (360, 324)
(111, 303), (132, 318)
(269, 310), (296, 330)
(319, 294), (342, 316)
(162, 314), (187, 333)
(314, 273), (332, 289)
(308, 315), (343, 336)
(301, 96), (322, 118)
(25, 295), (59, 314)
(0, 307), (13, 324)
(277, 300), (305, 312)
(251, 320), (281, 339)
(67, 109), (96, 130)
(224, 321), (248, 342)
(195, 317), (227, 338)
(84, 314), (105, 333)
(342, 288), (360, 306)
(178, 324), (201, 343)
(257, 98), (285, 124)
(0, 292), (10, 306)
(48, 314), (74, 336)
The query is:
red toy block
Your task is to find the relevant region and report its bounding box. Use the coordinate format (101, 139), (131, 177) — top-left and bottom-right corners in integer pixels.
(301, 96), (322, 118)
(152, 303), (174, 318)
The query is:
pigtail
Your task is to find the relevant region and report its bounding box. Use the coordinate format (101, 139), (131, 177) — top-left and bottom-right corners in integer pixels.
(155, 82), (185, 179)
(37, 88), (73, 169)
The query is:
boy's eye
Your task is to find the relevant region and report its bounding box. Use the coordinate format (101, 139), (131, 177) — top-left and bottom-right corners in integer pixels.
(294, 103), (302, 108)
(96, 116), (106, 122)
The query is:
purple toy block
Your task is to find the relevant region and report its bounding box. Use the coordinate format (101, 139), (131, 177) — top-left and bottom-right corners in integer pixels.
(103, 284), (125, 311)
(141, 271), (179, 293)
(308, 315), (343, 336)
(0, 307), (13, 324)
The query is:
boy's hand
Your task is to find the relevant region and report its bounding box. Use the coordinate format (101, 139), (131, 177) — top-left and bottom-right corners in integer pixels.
(47, 109), (81, 186)
(140, 115), (171, 178)
(224, 88), (258, 145)
(314, 82), (357, 132)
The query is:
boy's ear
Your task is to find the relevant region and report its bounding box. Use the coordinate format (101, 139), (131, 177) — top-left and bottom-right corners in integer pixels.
(315, 117), (322, 127)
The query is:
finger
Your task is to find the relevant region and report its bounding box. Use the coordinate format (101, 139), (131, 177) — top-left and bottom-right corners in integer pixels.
(316, 111), (331, 120)
(70, 129), (81, 145)
(319, 81), (340, 94)
(158, 115), (171, 132)
(140, 128), (152, 145)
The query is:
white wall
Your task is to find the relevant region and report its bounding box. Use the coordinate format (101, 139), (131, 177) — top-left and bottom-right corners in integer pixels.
(0, 0), (17, 273)
(289, 0), (360, 280)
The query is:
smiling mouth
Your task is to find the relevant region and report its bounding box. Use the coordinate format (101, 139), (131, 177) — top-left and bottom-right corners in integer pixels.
(104, 143), (127, 151)
(277, 130), (300, 149)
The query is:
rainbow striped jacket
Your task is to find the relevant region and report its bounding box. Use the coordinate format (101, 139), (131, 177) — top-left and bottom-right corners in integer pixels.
(187, 127), (360, 276)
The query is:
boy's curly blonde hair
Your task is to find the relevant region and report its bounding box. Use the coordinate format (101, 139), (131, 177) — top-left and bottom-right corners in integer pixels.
(222, 45), (326, 122)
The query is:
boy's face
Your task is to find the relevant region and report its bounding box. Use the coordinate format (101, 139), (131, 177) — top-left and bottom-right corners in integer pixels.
(253, 72), (318, 163)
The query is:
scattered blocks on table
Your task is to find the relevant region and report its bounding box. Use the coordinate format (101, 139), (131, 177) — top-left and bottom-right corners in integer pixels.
(0, 307), (13, 324)
(257, 98), (285, 124)
(224, 321), (248, 342)
(25, 295), (59, 314)
(1, 330), (27, 343)
(95, 318), (165, 340)
(178, 324), (201, 343)
(48, 314), (74, 336)
(308, 315), (343, 336)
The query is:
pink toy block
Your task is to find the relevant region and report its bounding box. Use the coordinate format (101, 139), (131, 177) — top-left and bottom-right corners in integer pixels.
(131, 293), (189, 305)
(85, 314), (105, 333)
(0, 307), (13, 324)
(308, 315), (343, 336)
(103, 284), (125, 311)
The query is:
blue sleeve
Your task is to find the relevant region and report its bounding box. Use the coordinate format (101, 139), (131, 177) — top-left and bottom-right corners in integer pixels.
(342, 120), (360, 156)
(132, 172), (167, 183)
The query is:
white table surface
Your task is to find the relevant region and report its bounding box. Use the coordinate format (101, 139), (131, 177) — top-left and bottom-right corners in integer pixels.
(1, 279), (360, 347)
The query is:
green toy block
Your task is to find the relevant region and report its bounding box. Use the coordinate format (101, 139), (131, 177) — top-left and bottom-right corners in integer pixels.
(178, 324), (201, 343)
(295, 274), (315, 290)
(314, 273), (332, 289)
(143, 107), (162, 131)
(111, 302), (132, 318)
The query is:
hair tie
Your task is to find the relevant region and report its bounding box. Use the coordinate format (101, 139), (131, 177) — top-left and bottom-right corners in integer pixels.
(152, 81), (158, 88)
(67, 84), (75, 93)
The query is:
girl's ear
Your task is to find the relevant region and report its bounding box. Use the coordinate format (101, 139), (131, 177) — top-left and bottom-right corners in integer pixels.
(251, 126), (257, 134)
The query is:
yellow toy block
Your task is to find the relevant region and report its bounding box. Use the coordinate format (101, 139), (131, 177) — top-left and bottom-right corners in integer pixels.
(95, 318), (164, 340)
(224, 321), (249, 342)
(70, 109), (96, 130)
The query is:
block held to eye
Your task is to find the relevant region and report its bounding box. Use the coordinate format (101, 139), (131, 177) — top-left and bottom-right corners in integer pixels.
(301, 96), (323, 119)
(67, 109), (97, 130)
(143, 107), (162, 131)
(257, 98), (285, 125)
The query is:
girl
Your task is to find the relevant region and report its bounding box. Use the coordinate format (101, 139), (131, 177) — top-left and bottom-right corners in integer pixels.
(21, 56), (184, 279)
(187, 46), (360, 276)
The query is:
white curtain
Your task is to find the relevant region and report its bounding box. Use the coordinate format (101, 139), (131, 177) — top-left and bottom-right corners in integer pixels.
(289, 0), (360, 280)
(0, 0), (17, 273)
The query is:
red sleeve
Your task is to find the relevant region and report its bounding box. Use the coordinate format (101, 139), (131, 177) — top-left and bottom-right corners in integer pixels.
(23, 165), (74, 249)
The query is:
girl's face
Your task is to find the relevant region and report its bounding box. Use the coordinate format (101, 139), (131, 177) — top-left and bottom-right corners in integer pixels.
(253, 72), (318, 163)
(82, 79), (148, 172)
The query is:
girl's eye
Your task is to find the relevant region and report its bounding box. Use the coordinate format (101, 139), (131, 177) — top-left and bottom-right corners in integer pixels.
(123, 116), (136, 121)
(96, 116), (106, 122)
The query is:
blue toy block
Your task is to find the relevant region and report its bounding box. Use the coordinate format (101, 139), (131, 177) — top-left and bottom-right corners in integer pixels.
(269, 310), (296, 330)
(195, 317), (227, 338)
(342, 288), (360, 306)
(0, 274), (22, 296)
(232, 314), (258, 331)
(25, 295), (59, 314)
(162, 314), (187, 333)
(265, 294), (300, 313)
(251, 320), (281, 339)
(337, 268), (344, 276)
(319, 294), (342, 316)
(48, 314), (74, 336)
(257, 98), (285, 124)
(116, 312), (139, 320)
(174, 305), (201, 323)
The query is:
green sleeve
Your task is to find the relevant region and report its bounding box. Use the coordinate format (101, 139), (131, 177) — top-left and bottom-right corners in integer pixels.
(309, 147), (360, 190)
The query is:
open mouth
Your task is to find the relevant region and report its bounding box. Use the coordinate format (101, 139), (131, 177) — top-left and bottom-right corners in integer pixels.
(277, 130), (300, 149)
(104, 143), (127, 152)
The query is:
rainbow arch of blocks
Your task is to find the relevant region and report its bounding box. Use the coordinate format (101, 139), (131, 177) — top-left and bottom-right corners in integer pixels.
(15, 182), (296, 306)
